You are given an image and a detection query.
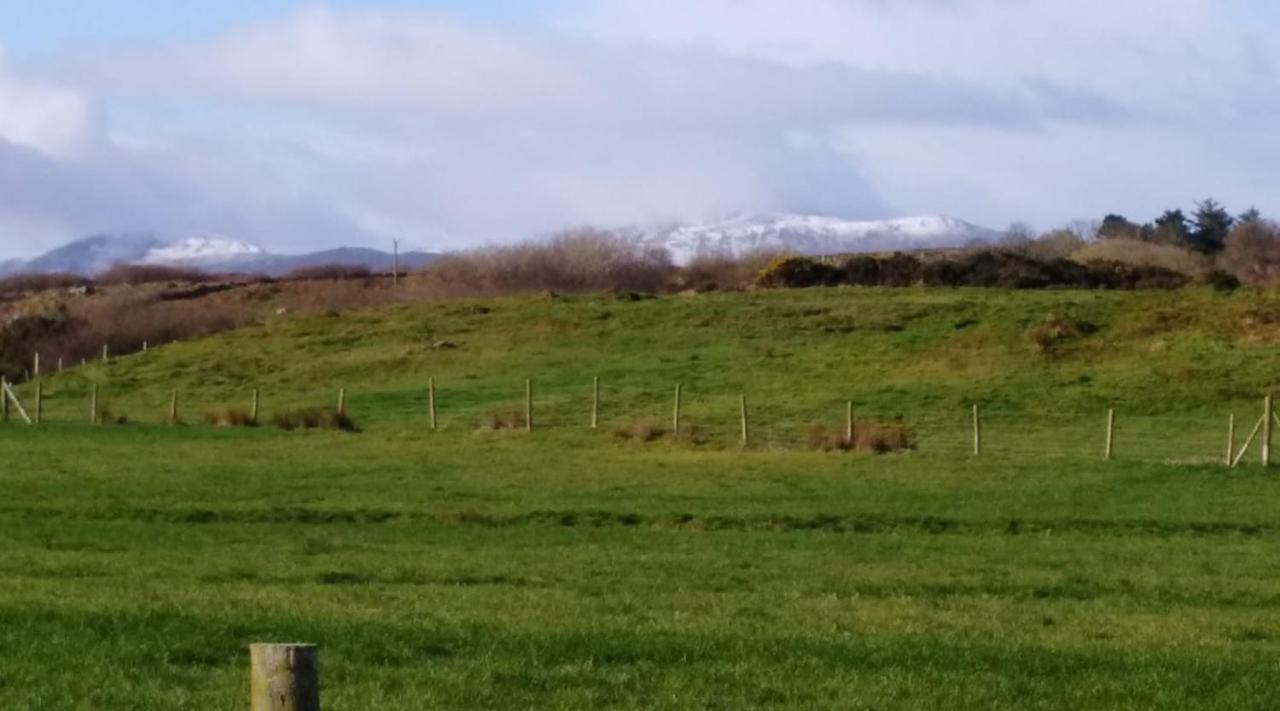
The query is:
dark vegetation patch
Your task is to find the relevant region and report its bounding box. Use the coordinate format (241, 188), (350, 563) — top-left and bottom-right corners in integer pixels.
(271, 408), (358, 432)
(755, 251), (1191, 290)
(1026, 313), (1100, 357)
(11, 506), (1266, 539)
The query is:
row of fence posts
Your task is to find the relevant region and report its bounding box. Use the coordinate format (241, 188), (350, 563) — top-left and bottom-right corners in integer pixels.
(970, 396), (1276, 467)
(3, 373), (1277, 465)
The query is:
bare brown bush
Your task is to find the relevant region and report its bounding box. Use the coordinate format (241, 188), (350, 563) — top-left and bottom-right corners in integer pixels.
(1009, 229), (1086, 261)
(1219, 220), (1280, 286)
(420, 229), (673, 297)
(675, 250), (779, 292)
(35, 292), (248, 367)
(1071, 239), (1210, 276)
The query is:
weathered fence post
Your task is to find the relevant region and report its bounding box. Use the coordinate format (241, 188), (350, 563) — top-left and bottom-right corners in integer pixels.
(1226, 413), (1236, 466)
(1260, 395), (1273, 467)
(1105, 408), (1115, 461)
(142, 341), (148, 353)
(102, 344), (109, 362)
(90, 385), (98, 425)
(57, 357), (63, 373)
(250, 643), (319, 711)
(673, 384), (682, 437)
(33, 353), (39, 378)
(337, 388), (346, 417)
(169, 390), (179, 425)
(428, 377), (437, 431)
(34, 382), (42, 425)
(739, 392), (749, 445)
(591, 376), (599, 430)
(251, 388), (260, 424)
(846, 401), (854, 447)
(972, 404), (982, 456)
(525, 379), (533, 432)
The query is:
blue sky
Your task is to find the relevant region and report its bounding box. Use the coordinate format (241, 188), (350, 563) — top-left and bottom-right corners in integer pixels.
(0, 1), (545, 53)
(1, 1), (1278, 258)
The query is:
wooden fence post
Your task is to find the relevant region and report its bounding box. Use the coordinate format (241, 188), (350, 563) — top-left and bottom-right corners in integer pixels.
(1226, 413), (1236, 466)
(1105, 408), (1115, 461)
(90, 385), (98, 425)
(740, 393), (749, 445)
(972, 404), (982, 456)
(33, 353), (39, 378)
(142, 341), (148, 353)
(102, 344), (108, 362)
(673, 384), (682, 437)
(337, 388), (346, 417)
(1264, 395), (1273, 468)
(250, 643), (319, 711)
(57, 357), (63, 373)
(525, 379), (533, 432)
(428, 378), (437, 431)
(251, 388), (260, 424)
(169, 390), (179, 425)
(846, 401), (854, 447)
(591, 376), (599, 430)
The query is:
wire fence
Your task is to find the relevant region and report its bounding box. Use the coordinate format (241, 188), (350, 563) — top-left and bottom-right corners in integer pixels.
(1, 375), (1266, 468)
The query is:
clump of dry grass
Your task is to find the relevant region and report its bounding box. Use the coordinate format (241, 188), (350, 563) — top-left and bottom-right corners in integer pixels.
(806, 420), (914, 454)
(613, 421), (668, 442)
(479, 409), (529, 431)
(204, 407), (257, 428)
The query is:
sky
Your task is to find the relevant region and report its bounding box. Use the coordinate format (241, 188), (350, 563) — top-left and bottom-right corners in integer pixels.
(1, 0), (1279, 258)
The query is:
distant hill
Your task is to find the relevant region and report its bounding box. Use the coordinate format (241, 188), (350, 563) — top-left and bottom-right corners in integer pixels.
(631, 214), (1001, 264)
(0, 235), (440, 277)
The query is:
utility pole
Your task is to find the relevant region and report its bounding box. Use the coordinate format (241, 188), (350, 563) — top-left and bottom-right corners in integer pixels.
(392, 239), (400, 288)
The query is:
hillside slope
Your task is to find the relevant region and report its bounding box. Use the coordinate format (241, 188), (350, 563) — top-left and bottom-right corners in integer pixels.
(18, 286), (1280, 447)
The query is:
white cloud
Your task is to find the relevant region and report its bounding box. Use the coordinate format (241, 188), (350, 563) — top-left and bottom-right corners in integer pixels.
(0, 48), (95, 157)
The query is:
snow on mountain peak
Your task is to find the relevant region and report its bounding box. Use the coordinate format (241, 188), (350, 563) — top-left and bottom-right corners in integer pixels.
(143, 236), (265, 264)
(636, 214), (1000, 264)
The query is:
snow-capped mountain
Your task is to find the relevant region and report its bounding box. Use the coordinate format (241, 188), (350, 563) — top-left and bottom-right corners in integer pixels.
(142, 236), (265, 265)
(0, 235), (439, 278)
(635, 214), (1002, 264)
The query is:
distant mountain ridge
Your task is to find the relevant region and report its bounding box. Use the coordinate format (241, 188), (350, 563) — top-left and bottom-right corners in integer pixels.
(632, 214), (1002, 264)
(0, 235), (440, 278)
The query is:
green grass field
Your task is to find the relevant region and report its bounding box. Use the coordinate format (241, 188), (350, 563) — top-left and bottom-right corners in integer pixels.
(3, 287), (1280, 708)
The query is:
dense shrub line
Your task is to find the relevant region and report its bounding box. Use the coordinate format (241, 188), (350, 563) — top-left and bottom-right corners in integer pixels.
(754, 251), (1215, 291)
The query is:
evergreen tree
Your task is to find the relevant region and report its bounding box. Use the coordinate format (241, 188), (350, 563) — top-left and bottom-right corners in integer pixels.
(1098, 214), (1139, 240)
(1239, 206), (1263, 225)
(1152, 209), (1190, 246)
(1190, 198), (1234, 253)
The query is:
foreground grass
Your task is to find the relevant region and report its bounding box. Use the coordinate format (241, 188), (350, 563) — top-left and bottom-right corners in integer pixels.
(2, 287), (1280, 708)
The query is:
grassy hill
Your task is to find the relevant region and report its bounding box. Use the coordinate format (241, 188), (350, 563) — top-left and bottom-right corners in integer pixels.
(2, 286), (1280, 708)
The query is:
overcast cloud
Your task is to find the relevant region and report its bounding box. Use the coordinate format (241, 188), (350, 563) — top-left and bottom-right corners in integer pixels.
(0, 1), (1277, 258)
